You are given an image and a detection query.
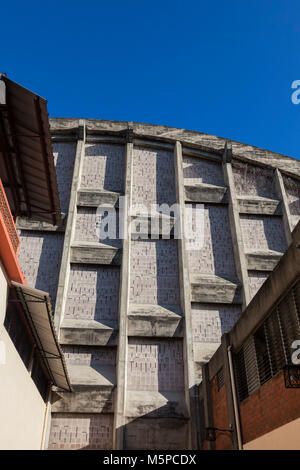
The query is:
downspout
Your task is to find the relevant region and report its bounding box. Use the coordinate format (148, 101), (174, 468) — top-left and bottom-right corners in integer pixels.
(227, 345), (243, 450)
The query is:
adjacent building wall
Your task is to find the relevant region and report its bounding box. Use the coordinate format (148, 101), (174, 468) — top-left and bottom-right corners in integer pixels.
(0, 328), (46, 450)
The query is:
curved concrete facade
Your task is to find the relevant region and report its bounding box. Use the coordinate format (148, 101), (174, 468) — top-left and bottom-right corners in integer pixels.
(17, 119), (300, 449)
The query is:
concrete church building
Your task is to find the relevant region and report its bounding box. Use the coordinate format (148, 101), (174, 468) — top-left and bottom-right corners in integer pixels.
(16, 118), (300, 449)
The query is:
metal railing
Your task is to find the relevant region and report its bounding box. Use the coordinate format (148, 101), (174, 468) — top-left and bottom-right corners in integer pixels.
(0, 178), (20, 254)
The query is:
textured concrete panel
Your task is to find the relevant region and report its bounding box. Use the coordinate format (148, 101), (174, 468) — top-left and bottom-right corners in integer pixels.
(130, 240), (180, 305)
(132, 147), (176, 210)
(186, 204), (236, 277)
(81, 143), (125, 191)
(232, 161), (276, 198)
(183, 156), (224, 186)
(283, 176), (300, 229)
(240, 215), (287, 253)
(18, 231), (64, 308)
(127, 339), (184, 391)
(192, 303), (241, 343)
(125, 418), (189, 450)
(48, 413), (113, 449)
(248, 271), (270, 298)
(53, 142), (77, 213)
(62, 346), (116, 387)
(62, 345), (116, 366)
(74, 207), (121, 248)
(65, 265), (120, 325)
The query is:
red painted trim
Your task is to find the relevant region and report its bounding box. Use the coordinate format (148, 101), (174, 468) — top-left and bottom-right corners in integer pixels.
(0, 181), (26, 285)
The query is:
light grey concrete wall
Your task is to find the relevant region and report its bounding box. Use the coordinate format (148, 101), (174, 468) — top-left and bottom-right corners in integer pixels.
(18, 231), (64, 309)
(31, 119), (300, 450)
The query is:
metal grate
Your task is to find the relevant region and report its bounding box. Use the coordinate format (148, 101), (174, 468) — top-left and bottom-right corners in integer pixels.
(217, 367), (224, 390)
(235, 279), (300, 402)
(0, 178), (20, 253)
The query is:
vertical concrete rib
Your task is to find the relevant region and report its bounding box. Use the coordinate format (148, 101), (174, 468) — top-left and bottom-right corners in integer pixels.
(222, 142), (250, 309)
(174, 141), (197, 449)
(114, 141), (133, 449)
(54, 120), (86, 332)
(274, 168), (293, 246)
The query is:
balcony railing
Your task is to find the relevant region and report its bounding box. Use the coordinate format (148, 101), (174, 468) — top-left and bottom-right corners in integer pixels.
(0, 179), (20, 255)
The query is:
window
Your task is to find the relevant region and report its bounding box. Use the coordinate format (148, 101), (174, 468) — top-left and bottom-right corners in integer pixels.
(4, 296), (50, 401)
(234, 279), (300, 402)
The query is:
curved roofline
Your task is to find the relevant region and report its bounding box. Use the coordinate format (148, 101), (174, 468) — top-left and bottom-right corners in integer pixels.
(49, 118), (300, 178)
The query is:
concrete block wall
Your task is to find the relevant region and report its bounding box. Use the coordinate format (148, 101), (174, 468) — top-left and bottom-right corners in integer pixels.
(240, 215), (287, 253)
(81, 143), (125, 191)
(127, 339), (185, 392)
(47, 141), (125, 449)
(23, 121), (299, 450)
(248, 271), (270, 298)
(232, 161), (276, 198)
(283, 175), (300, 229)
(18, 231), (64, 309)
(130, 239), (180, 305)
(132, 147), (176, 210)
(183, 156), (224, 186)
(65, 265), (120, 324)
(48, 413), (114, 449)
(53, 142), (77, 213)
(186, 204), (237, 277)
(74, 207), (121, 248)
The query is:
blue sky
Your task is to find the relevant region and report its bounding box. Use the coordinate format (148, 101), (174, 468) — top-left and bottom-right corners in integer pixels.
(2, 0), (300, 157)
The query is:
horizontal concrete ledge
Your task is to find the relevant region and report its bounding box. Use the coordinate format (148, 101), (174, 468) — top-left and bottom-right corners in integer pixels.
(51, 135), (78, 142)
(237, 195), (281, 215)
(60, 319), (118, 346)
(125, 391), (189, 419)
(51, 388), (114, 413)
(16, 214), (66, 232)
(193, 342), (220, 369)
(184, 182), (228, 204)
(70, 242), (122, 265)
(246, 250), (283, 271)
(77, 189), (122, 207)
(86, 135), (125, 145)
(182, 146), (221, 162)
(67, 364), (116, 389)
(128, 304), (183, 337)
(190, 273), (242, 304)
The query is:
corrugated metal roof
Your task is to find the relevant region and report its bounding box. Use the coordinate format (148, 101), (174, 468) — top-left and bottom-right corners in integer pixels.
(11, 281), (72, 392)
(0, 75), (61, 225)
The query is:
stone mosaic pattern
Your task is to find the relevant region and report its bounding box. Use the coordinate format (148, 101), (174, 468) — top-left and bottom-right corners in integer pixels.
(81, 143), (125, 191)
(62, 346), (116, 366)
(18, 231), (64, 309)
(186, 204), (236, 277)
(127, 339), (184, 391)
(283, 176), (300, 229)
(192, 303), (241, 343)
(130, 239), (180, 305)
(248, 271), (270, 298)
(183, 156), (224, 186)
(240, 215), (286, 253)
(232, 161), (276, 198)
(53, 142), (76, 214)
(65, 265), (120, 323)
(132, 147), (176, 211)
(74, 207), (121, 248)
(48, 413), (113, 450)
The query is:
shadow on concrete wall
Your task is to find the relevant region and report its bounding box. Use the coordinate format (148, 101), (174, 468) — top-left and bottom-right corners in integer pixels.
(85, 144), (125, 193)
